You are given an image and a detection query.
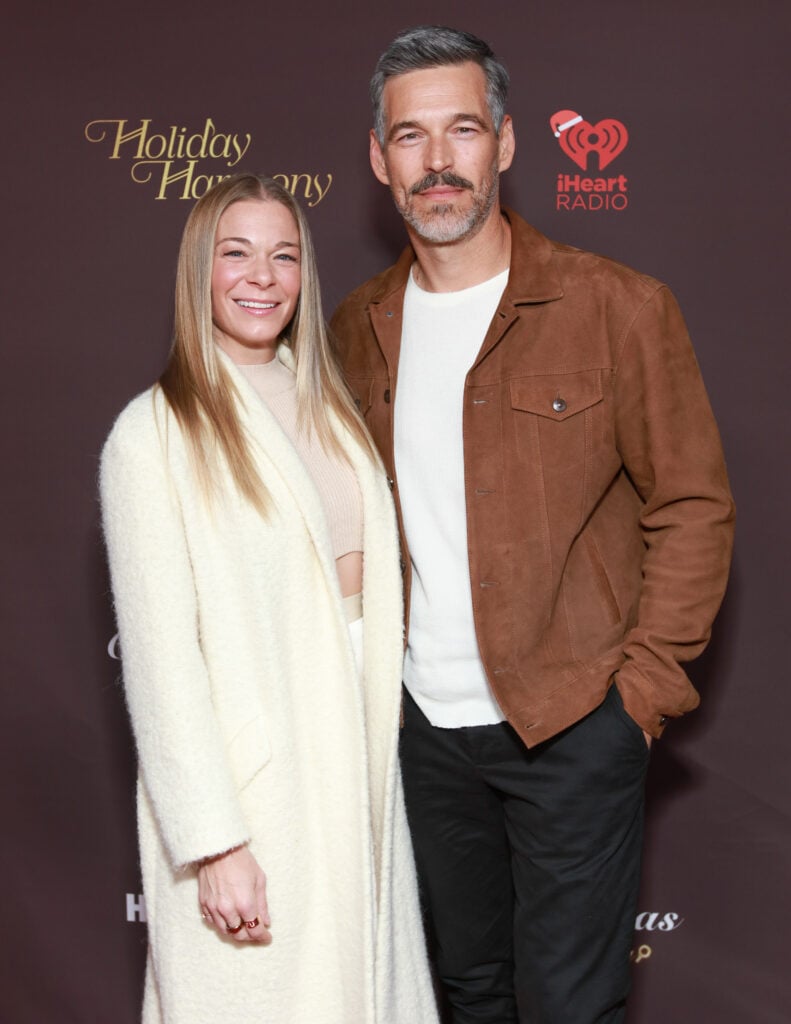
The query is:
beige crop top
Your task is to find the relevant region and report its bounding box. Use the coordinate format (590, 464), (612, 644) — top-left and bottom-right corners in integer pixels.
(238, 359), (363, 559)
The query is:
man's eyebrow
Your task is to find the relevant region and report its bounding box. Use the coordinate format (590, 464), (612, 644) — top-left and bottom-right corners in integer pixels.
(387, 113), (491, 142)
(387, 120), (422, 142)
(452, 113), (490, 131)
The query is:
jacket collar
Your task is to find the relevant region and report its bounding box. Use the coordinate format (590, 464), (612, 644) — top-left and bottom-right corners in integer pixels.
(365, 208), (565, 308)
(363, 209), (565, 375)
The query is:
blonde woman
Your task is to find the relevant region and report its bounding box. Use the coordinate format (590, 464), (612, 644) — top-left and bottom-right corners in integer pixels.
(100, 175), (438, 1024)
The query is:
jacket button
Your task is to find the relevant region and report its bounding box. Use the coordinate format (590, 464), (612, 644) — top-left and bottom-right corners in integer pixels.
(552, 397), (567, 413)
(385, 311), (394, 317)
(399, 559), (406, 574)
(386, 476), (394, 490)
(384, 388), (391, 403)
(659, 715), (668, 726)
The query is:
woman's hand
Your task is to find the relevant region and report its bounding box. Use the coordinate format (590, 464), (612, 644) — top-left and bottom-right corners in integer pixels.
(198, 845), (272, 944)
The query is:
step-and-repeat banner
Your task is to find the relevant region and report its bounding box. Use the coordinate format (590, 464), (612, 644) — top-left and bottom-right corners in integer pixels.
(2, 1), (789, 1020)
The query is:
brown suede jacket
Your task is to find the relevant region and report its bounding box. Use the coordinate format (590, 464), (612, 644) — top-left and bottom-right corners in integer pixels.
(330, 210), (734, 745)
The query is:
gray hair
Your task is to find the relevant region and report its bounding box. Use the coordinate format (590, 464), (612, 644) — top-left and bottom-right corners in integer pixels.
(370, 25), (510, 144)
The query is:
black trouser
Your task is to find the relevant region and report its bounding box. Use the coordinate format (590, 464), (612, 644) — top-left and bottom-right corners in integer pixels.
(400, 685), (649, 1024)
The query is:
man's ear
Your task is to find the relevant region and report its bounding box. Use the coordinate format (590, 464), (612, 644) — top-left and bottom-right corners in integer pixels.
(497, 115), (515, 173)
(369, 129), (390, 185)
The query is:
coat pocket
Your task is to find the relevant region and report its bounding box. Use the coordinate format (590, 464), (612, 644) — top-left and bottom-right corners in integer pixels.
(227, 714), (272, 791)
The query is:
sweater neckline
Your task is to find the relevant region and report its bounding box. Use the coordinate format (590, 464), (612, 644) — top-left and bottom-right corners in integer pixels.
(237, 357), (296, 398)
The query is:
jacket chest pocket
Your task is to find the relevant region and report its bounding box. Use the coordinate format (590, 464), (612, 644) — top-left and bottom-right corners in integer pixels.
(510, 370), (604, 421)
(509, 370), (610, 487)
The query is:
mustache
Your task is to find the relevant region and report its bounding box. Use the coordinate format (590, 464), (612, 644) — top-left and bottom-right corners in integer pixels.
(409, 171), (474, 195)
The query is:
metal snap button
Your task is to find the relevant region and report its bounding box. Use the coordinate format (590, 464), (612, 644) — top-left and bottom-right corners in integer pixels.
(552, 397), (567, 413)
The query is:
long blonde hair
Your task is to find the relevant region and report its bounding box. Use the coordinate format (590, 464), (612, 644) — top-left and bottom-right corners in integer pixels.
(158, 174), (377, 514)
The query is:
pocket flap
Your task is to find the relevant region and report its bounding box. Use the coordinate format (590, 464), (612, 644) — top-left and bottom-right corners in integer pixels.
(510, 371), (603, 421)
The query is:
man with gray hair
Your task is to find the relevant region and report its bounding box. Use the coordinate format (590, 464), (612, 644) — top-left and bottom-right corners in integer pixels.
(332, 25), (733, 1024)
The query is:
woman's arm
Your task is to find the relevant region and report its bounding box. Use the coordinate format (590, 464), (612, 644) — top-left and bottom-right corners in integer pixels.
(100, 396), (250, 868)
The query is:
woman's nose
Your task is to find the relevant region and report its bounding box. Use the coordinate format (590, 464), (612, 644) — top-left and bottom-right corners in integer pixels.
(248, 258), (274, 286)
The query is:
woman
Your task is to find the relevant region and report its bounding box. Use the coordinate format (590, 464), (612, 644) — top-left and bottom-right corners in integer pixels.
(100, 174), (438, 1024)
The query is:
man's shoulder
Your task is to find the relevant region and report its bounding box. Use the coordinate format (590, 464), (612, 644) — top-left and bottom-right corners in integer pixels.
(558, 241), (663, 292)
(333, 265), (399, 317)
(332, 246), (413, 327)
(506, 208), (667, 307)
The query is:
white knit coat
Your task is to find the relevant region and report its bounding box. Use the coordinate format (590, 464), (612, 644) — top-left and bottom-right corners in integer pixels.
(100, 350), (439, 1024)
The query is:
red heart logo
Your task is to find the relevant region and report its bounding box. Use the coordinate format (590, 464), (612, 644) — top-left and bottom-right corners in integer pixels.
(557, 119), (629, 171)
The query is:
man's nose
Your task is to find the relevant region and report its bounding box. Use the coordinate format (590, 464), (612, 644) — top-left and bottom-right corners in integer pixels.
(425, 135), (452, 173)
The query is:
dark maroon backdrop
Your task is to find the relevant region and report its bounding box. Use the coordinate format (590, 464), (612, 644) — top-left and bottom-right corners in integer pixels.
(2, 1), (789, 1020)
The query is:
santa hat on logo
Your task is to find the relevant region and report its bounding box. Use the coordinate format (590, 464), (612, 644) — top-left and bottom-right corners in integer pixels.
(550, 110), (584, 137)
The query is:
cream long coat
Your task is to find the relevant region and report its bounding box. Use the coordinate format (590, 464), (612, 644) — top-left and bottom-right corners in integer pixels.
(100, 351), (439, 1024)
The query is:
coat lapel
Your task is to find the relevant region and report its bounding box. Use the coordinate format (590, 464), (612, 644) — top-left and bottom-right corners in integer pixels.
(219, 347), (342, 606)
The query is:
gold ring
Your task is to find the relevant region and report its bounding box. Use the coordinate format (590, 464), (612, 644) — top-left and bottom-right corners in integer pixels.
(245, 917), (260, 929)
(226, 920), (245, 934)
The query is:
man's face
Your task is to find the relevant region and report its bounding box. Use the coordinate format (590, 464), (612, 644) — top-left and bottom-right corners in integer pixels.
(370, 62), (514, 245)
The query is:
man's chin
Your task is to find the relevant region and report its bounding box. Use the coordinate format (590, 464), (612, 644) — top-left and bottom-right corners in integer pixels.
(405, 207), (476, 245)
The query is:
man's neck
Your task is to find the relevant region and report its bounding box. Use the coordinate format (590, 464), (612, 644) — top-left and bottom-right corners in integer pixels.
(408, 207), (511, 293)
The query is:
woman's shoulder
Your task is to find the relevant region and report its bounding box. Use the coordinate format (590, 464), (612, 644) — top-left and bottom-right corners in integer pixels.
(101, 386), (179, 468)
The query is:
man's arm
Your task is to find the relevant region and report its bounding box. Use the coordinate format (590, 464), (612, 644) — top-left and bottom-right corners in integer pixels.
(612, 286), (735, 737)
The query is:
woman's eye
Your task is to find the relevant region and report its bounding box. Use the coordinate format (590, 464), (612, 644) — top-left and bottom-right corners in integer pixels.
(275, 253), (298, 262)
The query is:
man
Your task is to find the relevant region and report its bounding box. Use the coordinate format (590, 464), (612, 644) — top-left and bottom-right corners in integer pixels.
(331, 25), (734, 1024)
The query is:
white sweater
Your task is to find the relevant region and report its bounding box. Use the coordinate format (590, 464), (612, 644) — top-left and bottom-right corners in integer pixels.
(395, 268), (508, 727)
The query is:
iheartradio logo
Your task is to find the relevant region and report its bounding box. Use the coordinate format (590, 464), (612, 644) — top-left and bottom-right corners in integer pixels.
(550, 109), (629, 171)
(550, 109), (630, 212)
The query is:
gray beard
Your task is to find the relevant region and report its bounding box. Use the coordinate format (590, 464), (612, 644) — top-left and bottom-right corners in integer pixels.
(396, 167), (500, 245)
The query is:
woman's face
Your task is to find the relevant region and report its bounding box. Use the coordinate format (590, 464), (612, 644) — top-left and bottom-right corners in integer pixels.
(210, 199), (302, 364)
